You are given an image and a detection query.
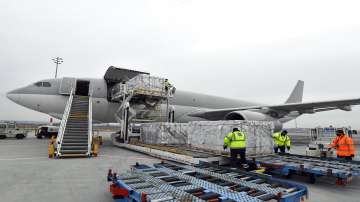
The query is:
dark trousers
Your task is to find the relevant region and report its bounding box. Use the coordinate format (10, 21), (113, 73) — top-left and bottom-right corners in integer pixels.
(337, 155), (353, 161)
(230, 148), (246, 167)
(274, 146), (286, 154)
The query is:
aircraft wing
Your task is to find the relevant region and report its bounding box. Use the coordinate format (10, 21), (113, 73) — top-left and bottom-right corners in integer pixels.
(189, 98), (360, 120)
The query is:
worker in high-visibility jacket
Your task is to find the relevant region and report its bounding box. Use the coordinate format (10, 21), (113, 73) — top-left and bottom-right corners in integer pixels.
(273, 130), (291, 154)
(224, 128), (247, 167)
(164, 79), (172, 92)
(330, 129), (356, 161)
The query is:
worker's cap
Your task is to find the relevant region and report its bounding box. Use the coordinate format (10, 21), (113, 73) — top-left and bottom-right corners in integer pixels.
(281, 130), (288, 134)
(336, 129), (344, 134)
(233, 128), (239, 132)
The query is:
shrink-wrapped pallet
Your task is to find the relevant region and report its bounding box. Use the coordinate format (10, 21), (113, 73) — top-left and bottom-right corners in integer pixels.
(140, 121), (274, 156)
(141, 123), (188, 145)
(187, 121), (274, 156)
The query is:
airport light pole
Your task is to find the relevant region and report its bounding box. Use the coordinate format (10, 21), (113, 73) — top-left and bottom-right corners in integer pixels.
(52, 57), (63, 78)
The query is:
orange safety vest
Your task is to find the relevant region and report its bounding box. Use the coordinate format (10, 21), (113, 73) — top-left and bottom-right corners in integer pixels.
(330, 134), (356, 157)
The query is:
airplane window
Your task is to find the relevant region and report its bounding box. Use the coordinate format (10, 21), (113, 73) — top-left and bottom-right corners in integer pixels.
(35, 82), (42, 87)
(42, 82), (51, 87)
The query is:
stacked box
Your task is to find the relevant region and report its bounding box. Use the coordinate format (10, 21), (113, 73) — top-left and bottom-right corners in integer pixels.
(141, 121), (274, 156)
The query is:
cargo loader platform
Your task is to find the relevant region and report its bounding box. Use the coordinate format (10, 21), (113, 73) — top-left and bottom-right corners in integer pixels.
(112, 135), (360, 185)
(107, 161), (308, 202)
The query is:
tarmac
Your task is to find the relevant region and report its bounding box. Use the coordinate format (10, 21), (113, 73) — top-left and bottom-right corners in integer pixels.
(0, 133), (359, 202)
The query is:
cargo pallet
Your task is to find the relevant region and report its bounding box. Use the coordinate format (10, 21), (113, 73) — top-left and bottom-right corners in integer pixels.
(254, 153), (360, 185)
(107, 161), (308, 202)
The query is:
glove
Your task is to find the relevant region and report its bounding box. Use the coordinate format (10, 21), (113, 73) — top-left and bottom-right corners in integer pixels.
(223, 145), (228, 150)
(287, 146), (291, 151)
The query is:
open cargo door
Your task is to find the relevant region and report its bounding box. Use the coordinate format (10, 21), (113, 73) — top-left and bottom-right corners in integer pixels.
(59, 77), (76, 95)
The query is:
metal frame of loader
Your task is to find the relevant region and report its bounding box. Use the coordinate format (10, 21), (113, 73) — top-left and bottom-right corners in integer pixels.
(113, 139), (360, 185)
(107, 161), (308, 202)
(253, 153), (360, 185)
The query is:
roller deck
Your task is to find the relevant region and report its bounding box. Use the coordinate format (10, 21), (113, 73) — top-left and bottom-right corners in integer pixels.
(254, 153), (360, 184)
(107, 161), (308, 202)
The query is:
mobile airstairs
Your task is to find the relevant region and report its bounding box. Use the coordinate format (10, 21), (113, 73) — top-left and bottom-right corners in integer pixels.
(54, 88), (94, 158)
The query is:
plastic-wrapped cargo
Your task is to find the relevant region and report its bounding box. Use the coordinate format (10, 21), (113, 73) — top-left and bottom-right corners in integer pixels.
(140, 121), (274, 156)
(187, 121), (274, 156)
(111, 74), (167, 99)
(127, 74), (165, 94)
(141, 123), (188, 145)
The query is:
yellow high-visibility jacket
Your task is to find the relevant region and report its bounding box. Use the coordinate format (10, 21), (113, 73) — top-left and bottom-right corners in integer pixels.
(165, 80), (172, 88)
(273, 132), (291, 147)
(224, 131), (247, 149)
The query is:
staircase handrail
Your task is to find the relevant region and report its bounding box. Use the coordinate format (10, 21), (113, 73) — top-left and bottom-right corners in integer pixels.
(87, 89), (93, 156)
(56, 88), (74, 156)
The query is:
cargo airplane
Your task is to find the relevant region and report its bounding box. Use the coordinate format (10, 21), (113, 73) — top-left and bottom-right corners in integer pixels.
(6, 67), (360, 131)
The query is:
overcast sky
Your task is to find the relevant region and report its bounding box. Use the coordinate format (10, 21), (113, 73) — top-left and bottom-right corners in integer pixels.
(1, 0), (360, 128)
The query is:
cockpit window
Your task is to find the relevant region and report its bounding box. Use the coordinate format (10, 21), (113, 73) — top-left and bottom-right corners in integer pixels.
(34, 82), (52, 87)
(35, 82), (42, 87)
(43, 82), (51, 87)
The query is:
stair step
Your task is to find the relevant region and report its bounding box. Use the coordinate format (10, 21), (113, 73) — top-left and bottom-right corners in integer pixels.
(67, 121), (88, 123)
(60, 150), (88, 154)
(62, 141), (88, 144)
(71, 107), (88, 109)
(70, 111), (88, 113)
(63, 136), (88, 140)
(62, 143), (89, 146)
(59, 154), (89, 158)
(63, 140), (89, 143)
(65, 126), (88, 129)
(66, 124), (88, 127)
(64, 133), (88, 136)
(65, 130), (88, 132)
(61, 146), (88, 150)
(63, 135), (88, 138)
(66, 127), (88, 129)
(63, 139), (88, 142)
(65, 128), (88, 131)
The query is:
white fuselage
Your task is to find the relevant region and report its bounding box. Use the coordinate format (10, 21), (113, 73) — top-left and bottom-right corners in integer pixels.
(6, 78), (281, 124)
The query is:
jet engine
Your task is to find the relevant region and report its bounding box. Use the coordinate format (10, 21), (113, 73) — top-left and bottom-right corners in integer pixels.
(224, 110), (283, 132)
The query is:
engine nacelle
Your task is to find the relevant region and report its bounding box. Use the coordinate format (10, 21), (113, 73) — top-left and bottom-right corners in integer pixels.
(224, 110), (283, 132)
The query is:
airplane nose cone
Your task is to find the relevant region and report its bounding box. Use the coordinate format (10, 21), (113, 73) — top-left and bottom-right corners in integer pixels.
(6, 91), (21, 103)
